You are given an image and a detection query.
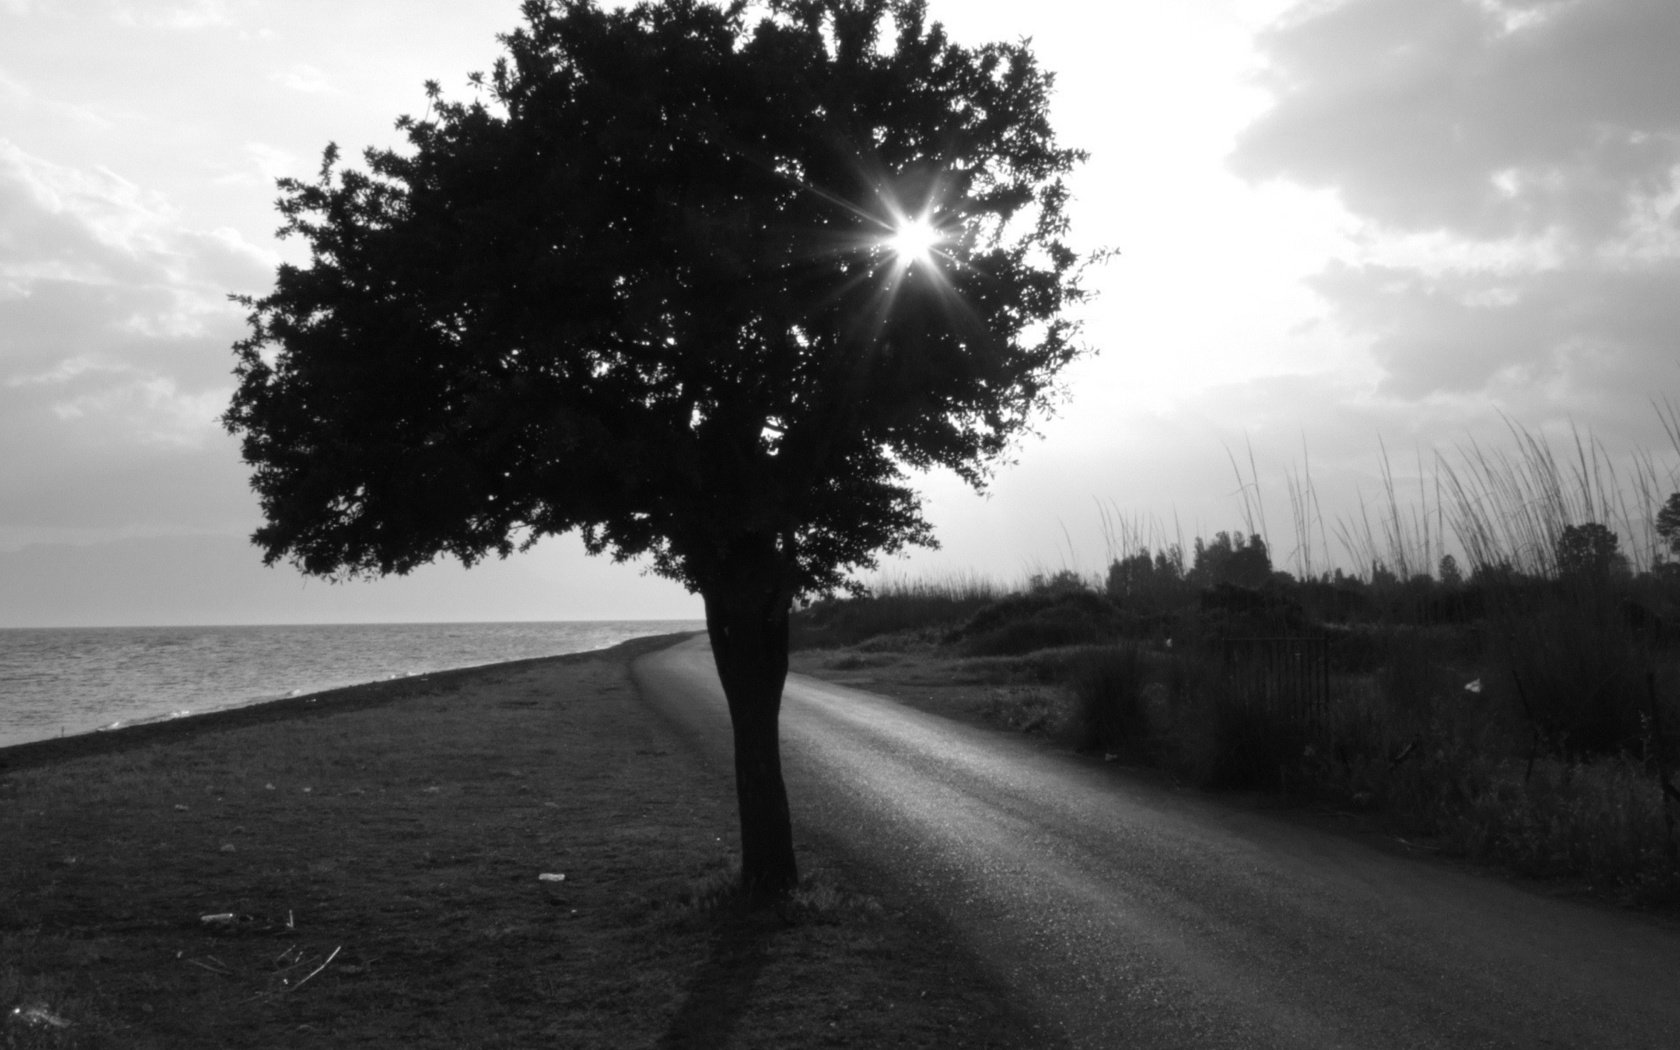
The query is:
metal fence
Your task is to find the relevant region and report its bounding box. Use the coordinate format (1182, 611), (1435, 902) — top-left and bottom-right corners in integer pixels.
(1218, 635), (1331, 732)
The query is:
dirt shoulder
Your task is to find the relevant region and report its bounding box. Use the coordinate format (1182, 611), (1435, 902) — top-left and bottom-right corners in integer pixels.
(1, 634), (1049, 1049)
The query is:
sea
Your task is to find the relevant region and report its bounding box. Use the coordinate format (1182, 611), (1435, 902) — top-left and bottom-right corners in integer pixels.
(0, 620), (704, 749)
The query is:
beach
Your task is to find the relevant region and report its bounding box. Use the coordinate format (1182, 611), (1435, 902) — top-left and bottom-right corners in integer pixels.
(0, 633), (1043, 1049)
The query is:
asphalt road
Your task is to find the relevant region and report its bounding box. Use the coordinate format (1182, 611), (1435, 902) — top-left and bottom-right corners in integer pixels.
(632, 636), (1680, 1049)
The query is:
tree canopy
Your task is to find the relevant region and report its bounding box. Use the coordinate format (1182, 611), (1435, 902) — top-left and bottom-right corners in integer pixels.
(1657, 493), (1680, 557)
(1554, 522), (1626, 581)
(226, 0), (1089, 602)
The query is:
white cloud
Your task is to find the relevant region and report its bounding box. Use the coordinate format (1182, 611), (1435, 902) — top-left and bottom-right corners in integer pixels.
(271, 63), (336, 95)
(5, 354), (130, 388)
(221, 141), (304, 187)
(1, 139), (268, 302)
(247, 142), (296, 179)
(0, 141), (177, 272)
(1470, 0), (1582, 37)
(49, 375), (228, 448)
(0, 139), (266, 544)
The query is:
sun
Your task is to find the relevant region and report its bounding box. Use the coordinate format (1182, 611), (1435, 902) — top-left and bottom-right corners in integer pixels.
(885, 214), (943, 267)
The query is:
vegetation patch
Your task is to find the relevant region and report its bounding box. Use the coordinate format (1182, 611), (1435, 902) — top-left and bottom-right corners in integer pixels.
(792, 435), (1680, 907)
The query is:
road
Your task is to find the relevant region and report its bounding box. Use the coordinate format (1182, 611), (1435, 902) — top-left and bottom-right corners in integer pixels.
(632, 636), (1680, 1049)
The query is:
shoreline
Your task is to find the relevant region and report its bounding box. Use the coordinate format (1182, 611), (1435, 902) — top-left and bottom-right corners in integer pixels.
(0, 629), (702, 772)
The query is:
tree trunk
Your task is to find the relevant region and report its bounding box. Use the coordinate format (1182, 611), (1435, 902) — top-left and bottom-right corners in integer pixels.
(701, 538), (799, 902)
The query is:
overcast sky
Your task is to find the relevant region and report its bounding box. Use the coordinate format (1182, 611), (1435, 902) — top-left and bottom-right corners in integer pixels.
(3, 0), (1678, 626)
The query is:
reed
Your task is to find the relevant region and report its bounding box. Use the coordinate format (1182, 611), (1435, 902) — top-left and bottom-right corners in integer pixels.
(791, 571), (1008, 649)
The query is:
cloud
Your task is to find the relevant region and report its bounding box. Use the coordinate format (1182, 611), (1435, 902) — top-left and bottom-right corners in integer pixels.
(1234, 0), (1680, 244)
(0, 142), (174, 277)
(0, 141), (276, 541)
(270, 63), (337, 95)
(6, 354), (132, 388)
(1308, 258), (1680, 404)
(0, 140), (271, 317)
(208, 142), (309, 197)
(1229, 0), (1680, 416)
(0, 65), (113, 135)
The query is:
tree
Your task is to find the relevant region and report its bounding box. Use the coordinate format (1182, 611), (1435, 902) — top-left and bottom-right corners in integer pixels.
(1105, 544), (1188, 610)
(1656, 493), (1680, 556)
(223, 0), (1091, 900)
(1105, 549), (1155, 603)
(1190, 531), (1270, 590)
(1554, 522), (1626, 581)
(1368, 560), (1399, 589)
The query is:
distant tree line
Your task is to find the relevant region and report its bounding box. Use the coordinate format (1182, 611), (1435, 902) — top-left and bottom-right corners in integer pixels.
(1093, 495), (1680, 632)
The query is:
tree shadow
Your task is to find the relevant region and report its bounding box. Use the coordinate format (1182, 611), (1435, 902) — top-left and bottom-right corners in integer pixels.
(656, 913), (774, 1049)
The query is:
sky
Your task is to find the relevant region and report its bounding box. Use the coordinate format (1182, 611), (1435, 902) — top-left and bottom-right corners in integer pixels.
(2, 0), (1678, 626)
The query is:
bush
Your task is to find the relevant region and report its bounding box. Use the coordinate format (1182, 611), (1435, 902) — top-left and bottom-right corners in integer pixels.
(1060, 644), (1151, 754)
(946, 590), (1122, 656)
(1489, 591), (1653, 757)
(791, 575), (1002, 649)
(1443, 756), (1680, 898)
(1161, 649), (1318, 790)
(978, 686), (1059, 735)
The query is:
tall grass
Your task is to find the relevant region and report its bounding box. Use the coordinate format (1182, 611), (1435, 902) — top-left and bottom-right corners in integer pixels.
(1060, 644), (1151, 754)
(1329, 438), (1446, 583)
(1437, 417), (1674, 578)
(1164, 651), (1322, 790)
(1096, 504), (1187, 571)
(1244, 409), (1680, 588)
(791, 572), (1006, 649)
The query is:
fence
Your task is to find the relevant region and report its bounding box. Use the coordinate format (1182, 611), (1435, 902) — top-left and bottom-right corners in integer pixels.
(1218, 635), (1332, 734)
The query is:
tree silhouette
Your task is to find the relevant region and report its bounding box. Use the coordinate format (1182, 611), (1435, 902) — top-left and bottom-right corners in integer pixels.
(1656, 493), (1680, 557)
(1554, 522), (1625, 581)
(223, 0), (1090, 899)
(1190, 531), (1271, 589)
(1105, 545), (1187, 609)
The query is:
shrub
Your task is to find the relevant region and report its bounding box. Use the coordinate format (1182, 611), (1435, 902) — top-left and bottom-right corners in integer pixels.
(1443, 756), (1680, 898)
(1487, 589), (1652, 757)
(1060, 644), (1151, 753)
(978, 686), (1059, 735)
(791, 574), (1002, 649)
(946, 590), (1122, 656)
(1161, 648), (1319, 790)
